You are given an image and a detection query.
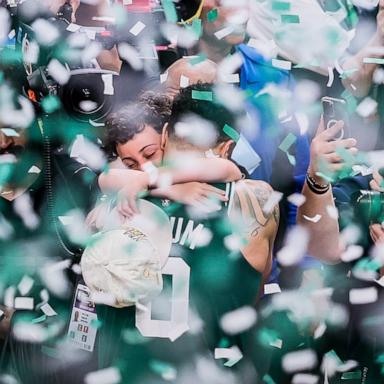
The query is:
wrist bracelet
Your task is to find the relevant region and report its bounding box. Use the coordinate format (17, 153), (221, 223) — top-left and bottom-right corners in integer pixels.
(306, 173), (330, 195)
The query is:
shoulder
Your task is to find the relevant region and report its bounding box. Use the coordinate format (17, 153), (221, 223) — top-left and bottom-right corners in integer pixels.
(230, 179), (279, 227)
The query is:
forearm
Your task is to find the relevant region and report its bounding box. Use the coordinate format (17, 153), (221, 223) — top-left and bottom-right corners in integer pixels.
(167, 158), (241, 184)
(98, 158), (241, 193)
(342, 33), (383, 97)
(297, 183), (341, 264)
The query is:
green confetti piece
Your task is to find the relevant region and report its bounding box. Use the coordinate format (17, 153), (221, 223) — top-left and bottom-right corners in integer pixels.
(122, 328), (149, 345)
(263, 374), (277, 384)
(325, 349), (343, 366)
(376, 353), (384, 364)
(341, 90), (357, 114)
(279, 133), (297, 166)
(189, 18), (202, 38)
(278, 132), (296, 152)
(223, 124), (240, 142)
(341, 371), (362, 380)
(149, 360), (176, 378)
(281, 14), (300, 23)
(161, 0), (178, 23)
(363, 58), (384, 65)
(189, 53), (207, 66)
(32, 314), (47, 324)
(192, 90), (213, 101)
(41, 95), (61, 114)
(218, 338), (230, 348)
(207, 8), (218, 22)
(90, 318), (103, 329)
(258, 327), (280, 346)
(272, 1), (291, 11)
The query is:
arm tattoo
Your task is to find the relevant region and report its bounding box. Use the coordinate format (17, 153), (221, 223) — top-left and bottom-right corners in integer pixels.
(232, 180), (278, 237)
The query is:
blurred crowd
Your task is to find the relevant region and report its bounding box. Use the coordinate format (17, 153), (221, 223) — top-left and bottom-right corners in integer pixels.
(1, 0), (384, 383)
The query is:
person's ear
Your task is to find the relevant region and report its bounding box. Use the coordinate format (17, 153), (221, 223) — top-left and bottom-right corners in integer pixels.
(161, 122), (169, 150)
(216, 140), (235, 159)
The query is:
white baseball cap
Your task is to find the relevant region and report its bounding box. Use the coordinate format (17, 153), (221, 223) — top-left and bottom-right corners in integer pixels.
(81, 199), (172, 308)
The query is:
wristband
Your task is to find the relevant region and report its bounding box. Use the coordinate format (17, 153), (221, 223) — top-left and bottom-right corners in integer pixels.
(306, 173), (330, 195)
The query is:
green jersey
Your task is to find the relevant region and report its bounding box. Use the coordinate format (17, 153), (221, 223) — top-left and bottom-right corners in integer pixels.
(95, 182), (262, 381)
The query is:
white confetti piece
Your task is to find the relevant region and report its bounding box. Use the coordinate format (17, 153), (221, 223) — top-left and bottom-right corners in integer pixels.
(277, 226), (309, 266)
(270, 338), (283, 349)
(282, 349), (317, 373)
(4, 286), (15, 308)
(303, 214), (322, 223)
(375, 275), (384, 287)
(48, 59), (70, 85)
(327, 67), (334, 87)
(123, 0), (133, 4)
(70, 134), (106, 170)
(129, 21), (146, 36)
(17, 275), (34, 296)
(247, 38), (277, 59)
(356, 97), (378, 118)
(66, 23), (81, 32)
(295, 112), (309, 134)
(40, 289), (49, 303)
(101, 74), (114, 95)
(262, 191), (283, 214)
(0, 214), (14, 240)
(292, 373), (319, 384)
(1, 128), (19, 137)
(220, 306), (257, 335)
(0, 7), (11, 42)
(13, 193), (40, 230)
(84, 367), (121, 384)
(0, 310), (4, 321)
(160, 72), (168, 83)
(272, 58), (292, 70)
(349, 287), (378, 305)
(326, 205), (339, 220)
(214, 346), (243, 367)
(40, 303), (57, 317)
(222, 73), (240, 83)
(31, 19), (60, 46)
(287, 193), (306, 207)
(341, 245), (363, 262)
(28, 165), (41, 174)
(14, 297), (34, 310)
(117, 43), (143, 71)
(214, 26), (235, 40)
(314, 322), (326, 339)
(180, 75), (189, 88)
(264, 283), (281, 295)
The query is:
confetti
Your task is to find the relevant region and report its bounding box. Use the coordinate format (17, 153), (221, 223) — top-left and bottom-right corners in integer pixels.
(271, 58), (292, 70)
(17, 275), (34, 296)
(287, 193), (306, 207)
(356, 97), (378, 118)
(264, 283), (281, 295)
(84, 367), (121, 384)
(220, 306), (257, 335)
(40, 303), (57, 317)
(349, 287), (378, 305)
(282, 349), (317, 373)
(214, 346), (243, 367)
(179, 75), (189, 88)
(191, 90), (213, 101)
(47, 59), (71, 85)
(281, 14), (300, 23)
(214, 26), (235, 40)
(292, 373), (319, 384)
(207, 8), (218, 22)
(279, 133), (297, 166)
(129, 21), (146, 36)
(101, 74), (114, 96)
(14, 297), (34, 310)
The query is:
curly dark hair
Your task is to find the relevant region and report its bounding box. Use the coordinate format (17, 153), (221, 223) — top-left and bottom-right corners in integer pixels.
(168, 83), (239, 145)
(105, 92), (172, 156)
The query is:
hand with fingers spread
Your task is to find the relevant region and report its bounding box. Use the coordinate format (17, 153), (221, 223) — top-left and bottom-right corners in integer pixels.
(116, 173), (150, 219)
(308, 118), (358, 184)
(164, 182), (228, 211)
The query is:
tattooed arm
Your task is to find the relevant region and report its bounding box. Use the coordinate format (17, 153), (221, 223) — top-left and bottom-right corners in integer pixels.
(229, 180), (279, 280)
